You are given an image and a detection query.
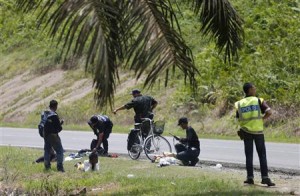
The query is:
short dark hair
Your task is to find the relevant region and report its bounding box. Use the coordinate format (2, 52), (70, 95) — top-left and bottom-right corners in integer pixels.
(49, 100), (58, 108)
(243, 83), (254, 94)
(89, 152), (98, 171)
(89, 152), (98, 162)
(178, 117), (188, 125)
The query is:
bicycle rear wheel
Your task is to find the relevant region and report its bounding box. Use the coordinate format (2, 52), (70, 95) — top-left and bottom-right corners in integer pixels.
(128, 133), (142, 160)
(144, 135), (172, 161)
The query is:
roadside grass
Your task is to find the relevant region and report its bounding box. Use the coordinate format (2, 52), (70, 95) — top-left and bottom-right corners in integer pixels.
(0, 146), (278, 195)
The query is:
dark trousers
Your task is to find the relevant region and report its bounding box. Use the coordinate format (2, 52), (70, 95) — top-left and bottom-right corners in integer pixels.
(44, 133), (64, 170)
(243, 132), (269, 179)
(175, 143), (200, 165)
(101, 131), (111, 154)
(134, 113), (154, 123)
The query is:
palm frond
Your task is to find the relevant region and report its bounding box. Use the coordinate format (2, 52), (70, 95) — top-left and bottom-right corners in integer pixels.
(15, 0), (44, 12)
(14, 0), (244, 108)
(16, 0), (123, 107)
(124, 0), (198, 89)
(193, 0), (244, 62)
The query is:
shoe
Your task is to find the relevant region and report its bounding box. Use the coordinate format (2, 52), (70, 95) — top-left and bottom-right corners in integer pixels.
(244, 179), (254, 185)
(57, 167), (65, 172)
(179, 160), (189, 166)
(189, 158), (199, 166)
(100, 152), (108, 157)
(44, 167), (51, 172)
(261, 178), (275, 186)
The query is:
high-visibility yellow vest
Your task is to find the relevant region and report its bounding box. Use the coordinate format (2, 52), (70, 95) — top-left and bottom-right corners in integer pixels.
(235, 96), (264, 133)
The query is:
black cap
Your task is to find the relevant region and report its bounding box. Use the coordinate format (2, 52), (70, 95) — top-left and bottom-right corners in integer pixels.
(131, 89), (141, 95)
(90, 115), (99, 124)
(178, 117), (188, 125)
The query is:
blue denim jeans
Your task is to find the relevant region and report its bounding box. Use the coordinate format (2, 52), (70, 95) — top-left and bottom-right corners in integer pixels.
(243, 132), (269, 179)
(44, 134), (64, 170)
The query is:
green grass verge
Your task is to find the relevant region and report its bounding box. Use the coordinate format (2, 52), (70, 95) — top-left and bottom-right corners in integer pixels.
(0, 146), (280, 195)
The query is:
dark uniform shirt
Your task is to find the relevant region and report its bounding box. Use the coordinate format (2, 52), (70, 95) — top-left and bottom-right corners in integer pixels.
(88, 115), (113, 136)
(124, 95), (157, 120)
(180, 126), (200, 150)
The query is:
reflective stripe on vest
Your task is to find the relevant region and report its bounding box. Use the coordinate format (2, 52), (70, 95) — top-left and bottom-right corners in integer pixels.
(235, 97), (264, 133)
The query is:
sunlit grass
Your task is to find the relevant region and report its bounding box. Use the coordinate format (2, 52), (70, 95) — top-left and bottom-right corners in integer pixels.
(0, 146), (278, 195)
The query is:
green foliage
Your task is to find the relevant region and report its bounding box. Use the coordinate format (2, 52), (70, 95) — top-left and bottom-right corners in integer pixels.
(0, 0), (299, 141)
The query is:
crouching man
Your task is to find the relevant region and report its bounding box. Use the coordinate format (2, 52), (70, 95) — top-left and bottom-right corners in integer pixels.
(88, 115), (113, 156)
(175, 117), (200, 166)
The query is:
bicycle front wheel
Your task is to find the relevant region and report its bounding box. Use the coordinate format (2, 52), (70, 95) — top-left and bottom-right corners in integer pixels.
(144, 135), (172, 161)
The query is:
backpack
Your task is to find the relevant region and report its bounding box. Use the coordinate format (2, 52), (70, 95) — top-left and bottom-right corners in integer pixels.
(38, 110), (51, 138)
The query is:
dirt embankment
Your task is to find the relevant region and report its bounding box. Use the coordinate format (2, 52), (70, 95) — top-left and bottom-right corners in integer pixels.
(0, 70), (144, 122)
(0, 70), (93, 122)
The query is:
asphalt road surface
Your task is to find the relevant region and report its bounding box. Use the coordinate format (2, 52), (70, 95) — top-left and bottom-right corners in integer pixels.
(1, 127), (299, 172)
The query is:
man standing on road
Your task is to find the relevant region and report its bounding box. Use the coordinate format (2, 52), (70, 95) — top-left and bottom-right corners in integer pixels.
(235, 83), (275, 186)
(175, 117), (200, 166)
(88, 114), (113, 156)
(113, 89), (158, 123)
(43, 100), (65, 172)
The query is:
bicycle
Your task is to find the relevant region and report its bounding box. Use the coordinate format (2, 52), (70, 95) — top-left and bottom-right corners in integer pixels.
(127, 118), (172, 161)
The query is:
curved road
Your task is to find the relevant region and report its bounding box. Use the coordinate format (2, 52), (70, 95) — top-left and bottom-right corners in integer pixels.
(1, 127), (299, 172)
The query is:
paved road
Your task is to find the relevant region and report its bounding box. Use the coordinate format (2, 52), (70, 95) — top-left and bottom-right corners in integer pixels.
(1, 127), (299, 171)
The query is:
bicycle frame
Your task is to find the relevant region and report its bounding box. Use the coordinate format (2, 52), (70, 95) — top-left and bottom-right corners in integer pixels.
(128, 118), (172, 161)
(134, 118), (156, 151)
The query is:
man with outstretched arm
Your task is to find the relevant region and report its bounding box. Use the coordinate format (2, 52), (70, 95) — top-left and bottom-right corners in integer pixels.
(113, 89), (158, 123)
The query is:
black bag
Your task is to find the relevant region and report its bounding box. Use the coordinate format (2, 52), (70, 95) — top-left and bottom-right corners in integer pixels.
(38, 111), (51, 138)
(237, 129), (245, 140)
(127, 129), (139, 151)
(90, 139), (105, 155)
(38, 125), (44, 138)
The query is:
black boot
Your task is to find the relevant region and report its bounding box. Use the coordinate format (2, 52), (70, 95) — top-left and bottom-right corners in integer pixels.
(189, 158), (199, 166)
(57, 164), (65, 172)
(244, 178), (254, 185)
(261, 178), (275, 186)
(44, 162), (51, 171)
(57, 167), (65, 172)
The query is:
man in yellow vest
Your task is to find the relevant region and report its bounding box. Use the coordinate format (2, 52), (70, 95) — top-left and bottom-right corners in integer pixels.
(235, 83), (275, 186)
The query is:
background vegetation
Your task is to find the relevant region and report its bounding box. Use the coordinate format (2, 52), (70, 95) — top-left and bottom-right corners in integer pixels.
(0, 0), (299, 142)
